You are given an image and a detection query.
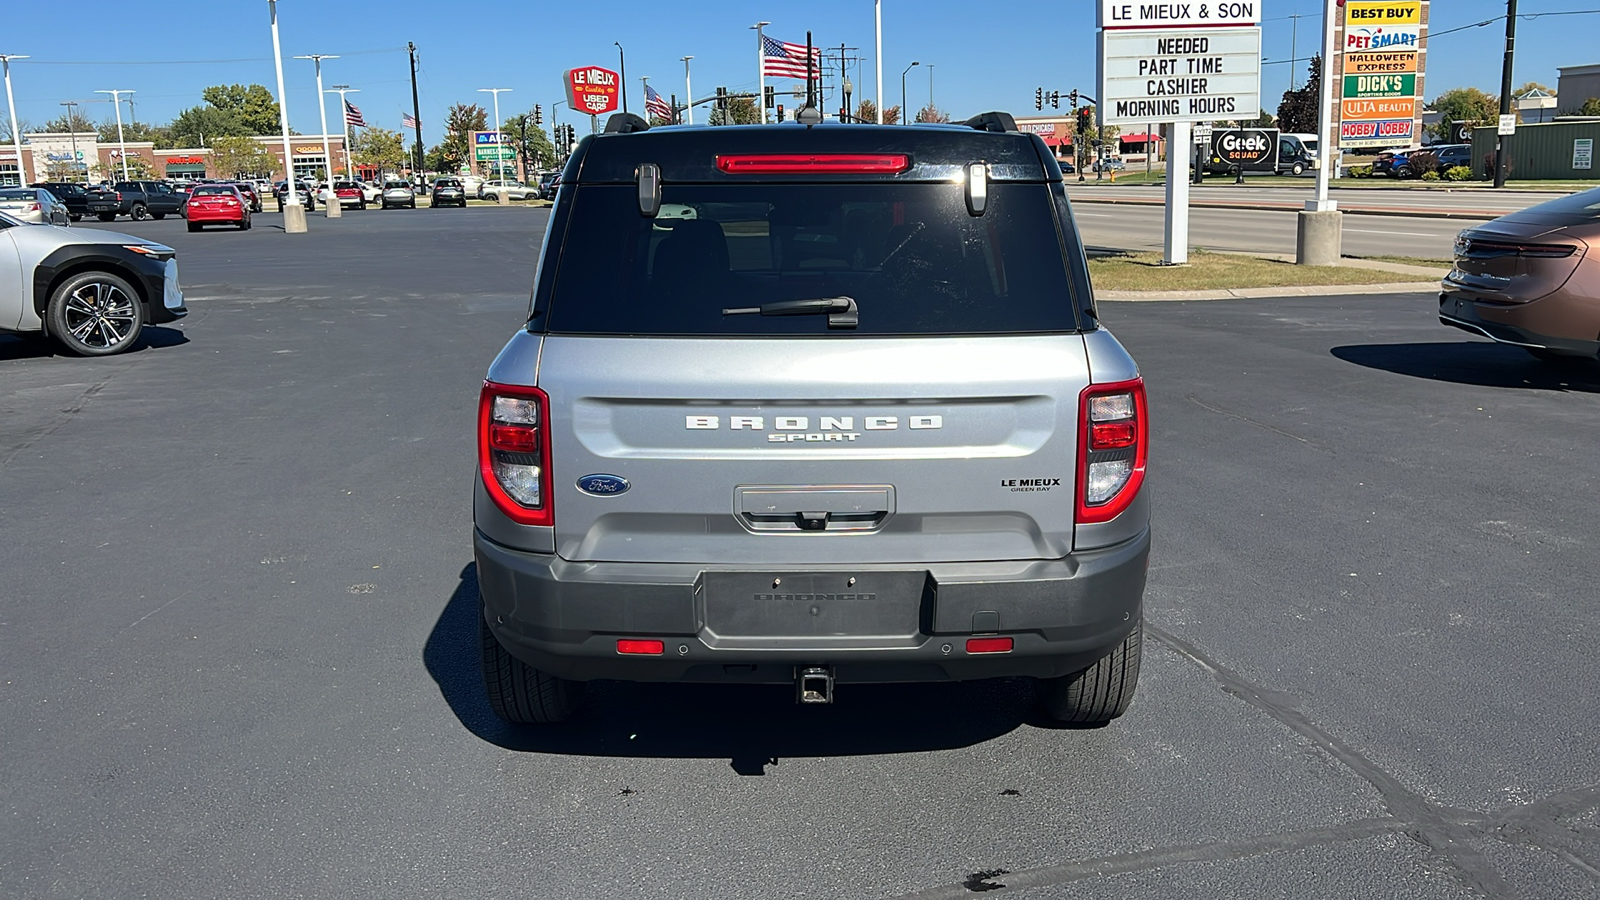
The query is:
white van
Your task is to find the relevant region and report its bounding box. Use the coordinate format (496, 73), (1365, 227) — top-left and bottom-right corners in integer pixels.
(1285, 132), (1319, 166)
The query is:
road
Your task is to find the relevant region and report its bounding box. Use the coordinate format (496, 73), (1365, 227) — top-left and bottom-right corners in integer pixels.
(1072, 202), (1466, 259)
(1065, 182), (1569, 218)
(3, 209), (1597, 899)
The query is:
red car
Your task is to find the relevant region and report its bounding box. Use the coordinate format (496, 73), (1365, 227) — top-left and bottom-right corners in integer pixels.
(331, 180), (366, 209)
(185, 184), (252, 231)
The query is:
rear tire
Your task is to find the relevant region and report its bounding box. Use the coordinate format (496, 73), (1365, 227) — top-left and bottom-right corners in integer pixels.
(480, 607), (582, 723)
(187, 222), (200, 232)
(240, 218), (251, 230)
(130, 203), (148, 221)
(1037, 620), (1143, 725)
(97, 213), (116, 222)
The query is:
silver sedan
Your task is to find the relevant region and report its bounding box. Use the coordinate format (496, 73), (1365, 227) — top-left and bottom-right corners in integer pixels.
(480, 180), (539, 201)
(0, 187), (71, 226)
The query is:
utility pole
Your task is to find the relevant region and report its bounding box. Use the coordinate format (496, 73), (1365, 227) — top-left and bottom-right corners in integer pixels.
(60, 100), (84, 181)
(1494, 0), (1518, 189)
(295, 54), (342, 218)
(614, 43), (628, 113)
(408, 42), (424, 179)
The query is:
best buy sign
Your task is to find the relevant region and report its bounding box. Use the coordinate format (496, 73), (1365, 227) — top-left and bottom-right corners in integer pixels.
(1344, 74), (1416, 98)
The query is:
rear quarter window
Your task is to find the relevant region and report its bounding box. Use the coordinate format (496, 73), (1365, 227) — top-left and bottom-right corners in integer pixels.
(542, 182), (1084, 336)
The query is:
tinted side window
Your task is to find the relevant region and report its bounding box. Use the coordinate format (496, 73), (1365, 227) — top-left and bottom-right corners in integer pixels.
(544, 183), (1082, 336)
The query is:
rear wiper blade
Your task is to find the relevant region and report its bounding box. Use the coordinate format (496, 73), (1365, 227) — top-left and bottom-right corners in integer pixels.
(722, 296), (858, 330)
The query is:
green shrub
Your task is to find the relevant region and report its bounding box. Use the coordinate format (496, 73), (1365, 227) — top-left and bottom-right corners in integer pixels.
(1444, 165), (1474, 182)
(1347, 165), (1373, 178)
(1421, 170), (1441, 182)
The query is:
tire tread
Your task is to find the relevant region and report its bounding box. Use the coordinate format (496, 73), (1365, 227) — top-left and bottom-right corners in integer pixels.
(1039, 620), (1142, 725)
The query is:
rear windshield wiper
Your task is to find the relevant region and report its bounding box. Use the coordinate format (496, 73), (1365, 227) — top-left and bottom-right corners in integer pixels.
(722, 296), (858, 330)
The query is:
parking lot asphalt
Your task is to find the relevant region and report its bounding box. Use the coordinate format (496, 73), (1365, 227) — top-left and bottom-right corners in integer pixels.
(2, 209), (1596, 899)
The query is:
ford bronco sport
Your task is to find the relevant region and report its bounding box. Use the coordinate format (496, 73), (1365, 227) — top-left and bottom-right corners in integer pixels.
(475, 111), (1150, 724)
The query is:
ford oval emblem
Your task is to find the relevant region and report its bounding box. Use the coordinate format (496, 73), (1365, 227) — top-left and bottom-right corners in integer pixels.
(577, 474), (630, 497)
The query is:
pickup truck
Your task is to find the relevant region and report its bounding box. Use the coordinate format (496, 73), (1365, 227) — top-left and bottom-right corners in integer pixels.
(30, 182), (89, 221)
(86, 181), (187, 221)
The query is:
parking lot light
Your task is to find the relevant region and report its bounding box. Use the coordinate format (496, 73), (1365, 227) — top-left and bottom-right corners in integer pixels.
(1, 55), (29, 187)
(265, 0), (306, 233)
(295, 54), (342, 218)
(479, 88), (512, 204)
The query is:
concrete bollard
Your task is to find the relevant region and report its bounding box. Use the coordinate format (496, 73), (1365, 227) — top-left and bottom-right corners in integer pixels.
(1296, 209), (1342, 266)
(283, 202), (308, 234)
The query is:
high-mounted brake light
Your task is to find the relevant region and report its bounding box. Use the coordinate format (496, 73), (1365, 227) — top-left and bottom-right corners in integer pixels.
(1076, 378), (1148, 525)
(478, 382), (553, 526)
(715, 153), (911, 175)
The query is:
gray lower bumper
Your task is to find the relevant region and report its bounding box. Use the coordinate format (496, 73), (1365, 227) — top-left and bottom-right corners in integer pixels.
(475, 530), (1150, 684)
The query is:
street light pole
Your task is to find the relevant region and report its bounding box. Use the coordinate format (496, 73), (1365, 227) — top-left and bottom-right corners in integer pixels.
(95, 89), (133, 182)
(874, 1), (883, 124)
(681, 56), (694, 124)
(60, 101), (83, 182)
(326, 84), (360, 183)
(752, 22), (770, 123)
(900, 61), (918, 125)
(479, 87), (511, 204)
(265, 0), (305, 232)
(613, 43), (628, 114)
(1, 55), (29, 187)
(295, 54), (342, 218)
(928, 64), (934, 116)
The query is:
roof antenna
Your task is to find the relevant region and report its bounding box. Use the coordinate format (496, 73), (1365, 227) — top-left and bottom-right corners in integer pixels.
(795, 31), (823, 127)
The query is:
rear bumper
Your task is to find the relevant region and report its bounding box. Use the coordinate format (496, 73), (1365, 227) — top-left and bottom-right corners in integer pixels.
(1439, 290), (1600, 356)
(475, 529), (1150, 684)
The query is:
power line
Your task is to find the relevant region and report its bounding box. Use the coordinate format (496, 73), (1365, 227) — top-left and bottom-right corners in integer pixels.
(25, 47), (407, 66)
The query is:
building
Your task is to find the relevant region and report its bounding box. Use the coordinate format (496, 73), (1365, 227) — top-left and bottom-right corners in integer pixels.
(1517, 88), (1558, 124)
(1557, 64), (1600, 115)
(1012, 115), (1164, 164)
(1, 133), (356, 186)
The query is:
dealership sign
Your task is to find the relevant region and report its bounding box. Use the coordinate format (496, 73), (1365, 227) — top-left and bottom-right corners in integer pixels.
(1098, 26), (1262, 124)
(565, 66), (621, 116)
(1337, 0), (1427, 148)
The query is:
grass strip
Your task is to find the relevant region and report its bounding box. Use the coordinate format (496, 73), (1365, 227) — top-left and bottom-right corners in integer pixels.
(1089, 250), (1437, 293)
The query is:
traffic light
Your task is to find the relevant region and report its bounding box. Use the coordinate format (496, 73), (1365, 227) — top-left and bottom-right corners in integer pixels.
(1035, 87), (1043, 111)
(1070, 89), (1079, 108)
(764, 85), (775, 109)
(716, 86), (728, 116)
(776, 104), (785, 122)
(1077, 107), (1092, 132)
(533, 104), (542, 126)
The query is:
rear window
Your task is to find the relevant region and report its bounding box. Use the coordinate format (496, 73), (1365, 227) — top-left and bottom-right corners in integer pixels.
(1516, 186), (1600, 222)
(542, 183), (1082, 336)
(191, 185), (236, 197)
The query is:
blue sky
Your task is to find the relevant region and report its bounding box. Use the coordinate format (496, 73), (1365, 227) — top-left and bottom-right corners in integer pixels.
(4, 1), (1598, 141)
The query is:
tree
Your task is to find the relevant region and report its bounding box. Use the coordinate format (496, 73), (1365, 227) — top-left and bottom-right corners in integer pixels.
(914, 104), (951, 124)
(97, 119), (170, 147)
(501, 113), (556, 176)
(853, 99), (878, 123)
(44, 108), (97, 133)
(167, 105), (249, 148)
(424, 144), (458, 175)
(0, 117), (32, 142)
(1247, 108), (1276, 127)
(1428, 87), (1499, 142)
(1515, 81), (1553, 96)
(351, 126), (406, 173)
(1579, 97), (1600, 116)
(442, 103), (488, 172)
(208, 135), (279, 179)
(1277, 55), (1321, 134)
(882, 104), (901, 125)
(200, 84), (281, 134)
(709, 97), (763, 126)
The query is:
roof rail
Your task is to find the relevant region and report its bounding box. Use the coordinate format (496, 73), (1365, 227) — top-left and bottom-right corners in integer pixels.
(603, 112), (651, 134)
(964, 112), (1018, 134)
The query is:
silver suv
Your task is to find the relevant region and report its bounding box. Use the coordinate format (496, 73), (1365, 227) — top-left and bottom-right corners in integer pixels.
(475, 112), (1150, 724)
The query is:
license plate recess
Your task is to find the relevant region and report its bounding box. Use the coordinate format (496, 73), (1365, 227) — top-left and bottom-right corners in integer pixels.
(701, 571), (928, 639)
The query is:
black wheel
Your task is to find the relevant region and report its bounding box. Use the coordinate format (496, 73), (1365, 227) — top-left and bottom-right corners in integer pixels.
(409, 202), (415, 209)
(46, 271), (145, 357)
(151, 212), (166, 220)
(130, 203), (148, 221)
(480, 607), (582, 723)
(1291, 162), (1305, 176)
(239, 217), (251, 230)
(97, 213), (116, 222)
(1037, 619), (1142, 725)
(69, 214), (82, 222)
(187, 222), (200, 232)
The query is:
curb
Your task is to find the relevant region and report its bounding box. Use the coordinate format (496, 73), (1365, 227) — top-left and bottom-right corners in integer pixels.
(1098, 281), (1441, 302)
(1069, 195), (1501, 221)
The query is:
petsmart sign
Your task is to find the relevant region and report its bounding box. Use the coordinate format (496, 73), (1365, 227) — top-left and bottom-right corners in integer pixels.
(1337, 0), (1428, 149)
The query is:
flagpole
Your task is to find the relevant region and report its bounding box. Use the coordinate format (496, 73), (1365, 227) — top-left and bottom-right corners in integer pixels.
(752, 21), (771, 124)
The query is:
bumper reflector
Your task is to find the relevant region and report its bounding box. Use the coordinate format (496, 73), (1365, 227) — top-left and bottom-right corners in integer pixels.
(616, 639), (665, 656)
(966, 637), (1014, 654)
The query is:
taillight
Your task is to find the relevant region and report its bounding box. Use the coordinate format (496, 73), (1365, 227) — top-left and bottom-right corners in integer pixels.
(478, 382), (553, 526)
(715, 153), (911, 174)
(28, 202), (40, 211)
(1076, 378), (1148, 525)
(1458, 237), (1578, 260)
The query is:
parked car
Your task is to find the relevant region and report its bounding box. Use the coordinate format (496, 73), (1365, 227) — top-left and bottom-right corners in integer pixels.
(1372, 149), (1413, 178)
(273, 180), (317, 211)
(0, 209), (187, 355)
(322, 180), (366, 209)
(1440, 185), (1600, 368)
(1276, 134), (1315, 175)
(473, 111), (1151, 725)
(185, 184), (252, 231)
(0, 187), (72, 226)
(357, 181), (382, 204)
(380, 180), (416, 209)
(537, 171), (560, 198)
(461, 174), (486, 197)
(31, 182), (89, 221)
(230, 182), (263, 212)
(429, 177), (467, 208)
(1429, 144), (1473, 172)
(480, 179), (539, 201)
(86, 181), (187, 221)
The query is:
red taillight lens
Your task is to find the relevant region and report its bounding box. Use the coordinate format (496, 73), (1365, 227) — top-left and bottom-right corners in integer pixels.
(966, 637), (1014, 654)
(478, 382), (553, 526)
(616, 639), (665, 655)
(1076, 378), (1148, 525)
(28, 203), (40, 211)
(715, 153), (911, 174)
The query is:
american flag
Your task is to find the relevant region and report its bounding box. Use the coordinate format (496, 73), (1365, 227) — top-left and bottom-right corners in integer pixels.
(344, 100), (366, 128)
(402, 112), (419, 129)
(762, 35), (821, 79)
(644, 83), (672, 121)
